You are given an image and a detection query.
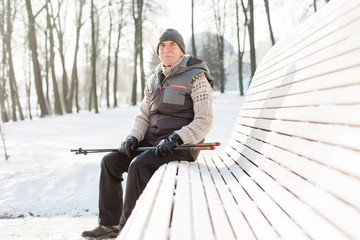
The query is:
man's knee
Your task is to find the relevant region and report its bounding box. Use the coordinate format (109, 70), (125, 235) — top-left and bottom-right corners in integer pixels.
(101, 152), (128, 170)
(101, 153), (114, 169)
(128, 151), (165, 175)
(128, 158), (146, 172)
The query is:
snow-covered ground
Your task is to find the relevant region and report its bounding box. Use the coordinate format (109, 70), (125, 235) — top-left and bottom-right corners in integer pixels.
(0, 91), (244, 239)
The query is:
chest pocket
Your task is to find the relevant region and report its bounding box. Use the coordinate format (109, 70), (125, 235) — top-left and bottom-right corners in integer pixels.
(163, 84), (188, 105)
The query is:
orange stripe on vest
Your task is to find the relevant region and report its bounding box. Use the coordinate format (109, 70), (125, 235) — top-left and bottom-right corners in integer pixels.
(168, 84), (188, 89)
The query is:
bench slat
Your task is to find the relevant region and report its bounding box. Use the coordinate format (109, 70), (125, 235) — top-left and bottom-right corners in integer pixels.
(118, 165), (167, 240)
(252, 1), (360, 83)
(169, 162), (192, 240)
(244, 84), (360, 110)
(203, 154), (257, 240)
(231, 125), (360, 208)
(224, 144), (353, 239)
(143, 162), (178, 240)
(237, 117), (360, 151)
(245, 65), (360, 104)
(220, 148), (312, 239)
(250, 32), (360, 95)
(226, 136), (360, 239)
(196, 157), (237, 240)
(247, 65), (360, 108)
(239, 104), (360, 126)
(217, 151), (281, 240)
(188, 160), (214, 240)
(256, 0), (345, 70)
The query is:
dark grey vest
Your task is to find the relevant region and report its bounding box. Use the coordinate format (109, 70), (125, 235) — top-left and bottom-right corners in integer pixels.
(144, 56), (213, 147)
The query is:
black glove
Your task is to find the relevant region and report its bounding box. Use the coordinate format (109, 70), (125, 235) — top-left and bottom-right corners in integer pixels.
(118, 136), (138, 158)
(155, 133), (183, 157)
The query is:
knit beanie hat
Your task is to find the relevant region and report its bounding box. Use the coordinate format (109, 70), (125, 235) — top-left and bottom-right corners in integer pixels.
(157, 29), (185, 55)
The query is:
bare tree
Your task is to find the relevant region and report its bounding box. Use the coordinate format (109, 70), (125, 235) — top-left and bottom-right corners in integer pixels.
(25, 0), (50, 117)
(25, 49), (32, 119)
(131, 0), (147, 105)
(46, 1), (63, 115)
(139, 19), (145, 100)
(0, 124), (8, 160)
(90, 0), (99, 113)
(68, 0), (85, 113)
(247, 0), (256, 82)
(191, 0), (196, 56)
(113, 0), (125, 108)
(105, 0), (113, 108)
(5, 0), (24, 121)
(264, 0), (275, 46)
(212, 0), (227, 93)
(235, 0), (247, 96)
(43, 23), (50, 109)
(50, 0), (71, 112)
(0, 0), (9, 122)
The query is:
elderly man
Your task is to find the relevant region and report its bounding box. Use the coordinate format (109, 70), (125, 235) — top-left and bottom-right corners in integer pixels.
(82, 28), (214, 239)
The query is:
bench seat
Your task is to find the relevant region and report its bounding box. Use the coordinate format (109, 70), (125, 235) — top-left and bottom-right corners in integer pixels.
(117, 0), (360, 239)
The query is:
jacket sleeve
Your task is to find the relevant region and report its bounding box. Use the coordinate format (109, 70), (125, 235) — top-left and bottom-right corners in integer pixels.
(127, 86), (151, 142)
(175, 72), (213, 144)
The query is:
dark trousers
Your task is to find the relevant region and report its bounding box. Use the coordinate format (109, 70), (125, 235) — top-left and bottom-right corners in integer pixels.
(98, 141), (196, 229)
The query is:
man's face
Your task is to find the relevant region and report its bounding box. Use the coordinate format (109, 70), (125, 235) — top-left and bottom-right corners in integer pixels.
(158, 41), (184, 67)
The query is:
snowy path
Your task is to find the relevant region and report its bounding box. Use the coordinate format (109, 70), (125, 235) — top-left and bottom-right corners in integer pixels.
(0, 92), (243, 240)
(0, 217), (97, 240)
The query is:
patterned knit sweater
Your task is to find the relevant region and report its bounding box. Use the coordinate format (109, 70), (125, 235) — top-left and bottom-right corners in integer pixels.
(127, 56), (213, 145)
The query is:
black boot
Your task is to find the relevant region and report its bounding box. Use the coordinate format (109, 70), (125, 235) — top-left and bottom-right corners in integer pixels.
(81, 225), (119, 239)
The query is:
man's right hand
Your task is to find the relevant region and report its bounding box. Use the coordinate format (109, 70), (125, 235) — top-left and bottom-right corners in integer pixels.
(118, 136), (138, 158)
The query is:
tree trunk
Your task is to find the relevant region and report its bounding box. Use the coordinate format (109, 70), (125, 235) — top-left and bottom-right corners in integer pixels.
(58, 37), (69, 112)
(113, 0), (125, 108)
(44, 27), (50, 108)
(139, 23), (145, 99)
(0, 57), (8, 122)
(113, 23), (121, 108)
(68, 0), (84, 114)
(90, 0), (99, 113)
(191, 0), (196, 56)
(218, 35), (225, 93)
(50, 0), (69, 111)
(248, 0), (256, 83)
(0, 125), (9, 160)
(0, 5), (8, 122)
(6, 0), (24, 121)
(25, 0), (50, 117)
(212, 0), (226, 93)
(235, 0), (244, 96)
(0, 0), (9, 122)
(106, 0), (112, 108)
(131, 0), (144, 105)
(131, 24), (139, 106)
(46, 2), (63, 115)
(264, 0), (275, 46)
(5, 0), (16, 121)
(26, 52), (32, 120)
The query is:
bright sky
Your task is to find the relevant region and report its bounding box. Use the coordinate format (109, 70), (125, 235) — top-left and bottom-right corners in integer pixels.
(158, 0), (211, 43)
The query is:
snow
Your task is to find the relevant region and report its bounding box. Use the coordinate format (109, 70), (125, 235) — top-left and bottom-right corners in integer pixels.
(0, 91), (244, 239)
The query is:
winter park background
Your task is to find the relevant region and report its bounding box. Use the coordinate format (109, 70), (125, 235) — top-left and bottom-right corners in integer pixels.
(0, 92), (243, 239)
(0, 0), (330, 239)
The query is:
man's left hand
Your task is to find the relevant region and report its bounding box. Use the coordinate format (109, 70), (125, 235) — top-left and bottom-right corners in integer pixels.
(155, 133), (183, 157)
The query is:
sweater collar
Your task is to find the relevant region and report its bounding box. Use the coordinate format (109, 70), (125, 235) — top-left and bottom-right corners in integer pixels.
(161, 56), (187, 77)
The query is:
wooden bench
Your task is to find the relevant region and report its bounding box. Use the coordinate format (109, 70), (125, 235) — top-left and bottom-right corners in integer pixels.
(118, 0), (360, 239)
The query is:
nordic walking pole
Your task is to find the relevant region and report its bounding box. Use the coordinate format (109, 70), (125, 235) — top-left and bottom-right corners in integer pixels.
(71, 142), (220, 155)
